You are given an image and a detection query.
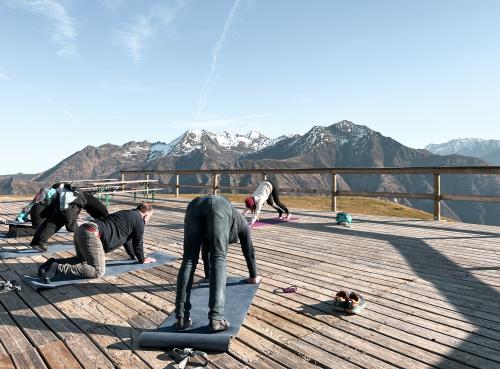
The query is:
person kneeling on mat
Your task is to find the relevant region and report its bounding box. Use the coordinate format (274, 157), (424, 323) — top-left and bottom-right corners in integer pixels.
(175, 195), (260, 333)
(38, 203), (156, 282)
(243, 179), (291, 227)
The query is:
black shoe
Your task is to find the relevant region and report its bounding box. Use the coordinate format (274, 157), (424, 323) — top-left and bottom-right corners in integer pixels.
(208, 319), (230, 333)
(31, 242), (47, 252)
(38, 258), (56, 279)
(175, 316), (192, 331)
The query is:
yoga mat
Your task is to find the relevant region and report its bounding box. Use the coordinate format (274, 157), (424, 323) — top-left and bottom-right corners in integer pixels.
(22, 251), (178, 291)
(138, 277), (259, 352)
(0, 243), (74, 259)
(251, 216), (299, 229)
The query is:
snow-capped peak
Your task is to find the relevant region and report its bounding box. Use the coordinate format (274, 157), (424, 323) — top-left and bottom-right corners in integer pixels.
(425, 138), (500, 157)
(147, 129), (279, 159)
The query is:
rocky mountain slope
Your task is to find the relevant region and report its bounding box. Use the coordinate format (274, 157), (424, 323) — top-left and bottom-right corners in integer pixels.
(2, 121), (499, 225)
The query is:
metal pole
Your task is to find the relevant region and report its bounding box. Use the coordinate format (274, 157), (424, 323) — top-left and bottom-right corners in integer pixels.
(434, 173), (441, 221)
(331, 172), (337, 212)
(176, 174), (180, 198)
(213, 173), (219, 195)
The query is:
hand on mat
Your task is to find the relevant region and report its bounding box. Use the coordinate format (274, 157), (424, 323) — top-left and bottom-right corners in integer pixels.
(246, 276), (261, 284)
(143, 257), (156, 264)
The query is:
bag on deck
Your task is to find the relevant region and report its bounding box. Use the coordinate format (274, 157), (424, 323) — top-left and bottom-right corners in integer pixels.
(335, 212), (352, 224)
(4, 224), (37, 238)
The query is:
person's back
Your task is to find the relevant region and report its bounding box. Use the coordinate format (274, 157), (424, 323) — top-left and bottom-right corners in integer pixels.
(94, 209), (144, 258)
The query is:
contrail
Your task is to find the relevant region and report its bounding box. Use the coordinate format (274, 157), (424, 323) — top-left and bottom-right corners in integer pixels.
(195, 0), (241, 120)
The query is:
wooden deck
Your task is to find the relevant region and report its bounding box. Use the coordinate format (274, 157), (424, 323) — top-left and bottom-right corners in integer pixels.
(0, 197), (499, 369)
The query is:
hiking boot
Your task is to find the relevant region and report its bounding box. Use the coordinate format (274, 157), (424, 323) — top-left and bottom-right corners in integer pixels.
(208, 319), (230, 333)
(175, 316), (192, 331)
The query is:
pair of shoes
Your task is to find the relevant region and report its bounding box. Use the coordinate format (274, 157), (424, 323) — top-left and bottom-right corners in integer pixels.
(333, 290), (366, 314)
(175, 316), (192, 331)
(37, 258), (57, 284)
(209, 319), (230, 333)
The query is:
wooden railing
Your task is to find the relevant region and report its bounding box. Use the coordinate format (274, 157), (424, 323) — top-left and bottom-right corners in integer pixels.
(120, 167), (500, 221)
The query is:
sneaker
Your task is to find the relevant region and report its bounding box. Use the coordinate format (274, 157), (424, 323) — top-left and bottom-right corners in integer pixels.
(346, 292), (366, 314)
(332, 290), (349, 311)
(285, 212), (292, 220)
(208, 319), (230, 333)
(175, 316), (192, 331)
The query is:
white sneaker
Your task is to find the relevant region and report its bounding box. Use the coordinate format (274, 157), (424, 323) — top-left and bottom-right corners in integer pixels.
(285, 213), (292, 220)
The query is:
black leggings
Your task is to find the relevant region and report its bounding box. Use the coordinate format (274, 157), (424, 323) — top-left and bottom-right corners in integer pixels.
(265, 181), (289, 216)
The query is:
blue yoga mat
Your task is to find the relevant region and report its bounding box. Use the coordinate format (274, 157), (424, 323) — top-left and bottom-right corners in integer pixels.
(22, 251), (178, 290)
(138, 277), (260, 352)
(0, 243), (74, 259)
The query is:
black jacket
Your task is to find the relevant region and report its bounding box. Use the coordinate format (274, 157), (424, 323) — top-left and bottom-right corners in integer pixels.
(94, 209), (146, 263)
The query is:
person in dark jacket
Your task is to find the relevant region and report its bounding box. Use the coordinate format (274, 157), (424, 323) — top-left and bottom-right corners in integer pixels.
(175, 195), (260, 333)
(30, 185), (109, 250)
(38, 203), (155, 281)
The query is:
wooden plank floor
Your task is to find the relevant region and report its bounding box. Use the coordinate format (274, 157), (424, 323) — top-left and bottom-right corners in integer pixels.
(0, 197), (499, 369)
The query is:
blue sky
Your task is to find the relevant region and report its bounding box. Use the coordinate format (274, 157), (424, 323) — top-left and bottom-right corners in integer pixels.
(1, 0), (499, 174)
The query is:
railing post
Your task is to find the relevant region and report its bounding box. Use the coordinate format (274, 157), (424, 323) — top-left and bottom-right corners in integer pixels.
(213, 173), (219, 195)
(434, 173), (441, 221)
(331, 172), (337, 212)
(263, 173), (268, 181)
(145, 174), (150, 201)
(175, 174), (180, 198)
(120, 172), (125, 191)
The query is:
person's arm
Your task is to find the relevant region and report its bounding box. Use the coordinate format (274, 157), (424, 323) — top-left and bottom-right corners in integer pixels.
(238, 223), (257, 279)
(250, 201), (263, 224)
(123, 239), (136, 260)
(130, 217), (146, 263)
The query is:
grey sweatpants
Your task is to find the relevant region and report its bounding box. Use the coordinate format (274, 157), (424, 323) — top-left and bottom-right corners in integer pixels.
(56, 222), (106, 278)
(175, 195), (232, 321)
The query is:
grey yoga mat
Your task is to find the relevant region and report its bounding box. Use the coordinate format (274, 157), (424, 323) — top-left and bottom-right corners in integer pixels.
(0, 243), (74, 259)
(138, 277), (260, 352)
(22, 251), (178, 290)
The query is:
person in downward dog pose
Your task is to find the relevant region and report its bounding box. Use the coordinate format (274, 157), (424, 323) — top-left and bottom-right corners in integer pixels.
(243, 180), (291, 227)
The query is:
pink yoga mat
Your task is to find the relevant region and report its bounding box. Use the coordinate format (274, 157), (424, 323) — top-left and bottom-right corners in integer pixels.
(251, 216), (299, 229)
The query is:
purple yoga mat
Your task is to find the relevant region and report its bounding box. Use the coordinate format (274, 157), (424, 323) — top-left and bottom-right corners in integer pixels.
(251, 216), (298, 229)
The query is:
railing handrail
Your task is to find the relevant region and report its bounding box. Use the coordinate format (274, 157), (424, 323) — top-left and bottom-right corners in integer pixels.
(120, 166), (500, 221)
(121, 166), (500, 175)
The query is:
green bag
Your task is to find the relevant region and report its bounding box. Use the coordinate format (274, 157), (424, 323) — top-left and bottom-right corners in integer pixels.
(335, 212), (352, 224)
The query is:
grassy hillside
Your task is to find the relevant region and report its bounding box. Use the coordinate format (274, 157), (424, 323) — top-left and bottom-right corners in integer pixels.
(1, 193), (443, 221)
(164, 193), (442, 221)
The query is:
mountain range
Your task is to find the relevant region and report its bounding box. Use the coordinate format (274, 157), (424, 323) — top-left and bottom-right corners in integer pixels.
(2, 121), (499, 226)
(425, 139), (500, 165)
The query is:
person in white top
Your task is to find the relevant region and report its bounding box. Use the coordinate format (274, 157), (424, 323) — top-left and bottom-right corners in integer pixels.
(243, 180), (291, 226)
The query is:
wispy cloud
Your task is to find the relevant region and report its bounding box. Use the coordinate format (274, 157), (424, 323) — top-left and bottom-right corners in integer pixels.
(99, 0), (125, 12)
(7, 0), (78, 57)
(115, 1), (186, 63)
(0, 71), (11, 81)
(21, 83), (80, 124)
(195, 0), (242, 120)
